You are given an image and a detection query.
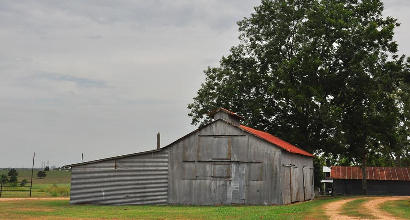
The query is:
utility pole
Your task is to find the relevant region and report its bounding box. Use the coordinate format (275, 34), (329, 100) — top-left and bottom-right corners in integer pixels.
(30, 152), (35, 198)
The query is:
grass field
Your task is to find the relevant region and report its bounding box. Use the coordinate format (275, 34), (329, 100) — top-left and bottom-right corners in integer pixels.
(0, 168), (70, 184)
(0, 168), (70, 198)
(381, 199), (410, 219)
(0, 197), (340, 220)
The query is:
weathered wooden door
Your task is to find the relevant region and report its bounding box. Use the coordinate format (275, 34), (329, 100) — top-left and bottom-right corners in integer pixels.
(282, 166), (292, 204)
(291, 166), (299, 202)
(303, 167), (313, 200)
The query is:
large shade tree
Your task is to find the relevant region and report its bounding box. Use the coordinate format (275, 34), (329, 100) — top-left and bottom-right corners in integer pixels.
(188, 0), (409, 193)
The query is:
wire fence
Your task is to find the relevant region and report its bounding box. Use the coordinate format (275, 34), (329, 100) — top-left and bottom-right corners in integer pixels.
(0, 181), (32, 198)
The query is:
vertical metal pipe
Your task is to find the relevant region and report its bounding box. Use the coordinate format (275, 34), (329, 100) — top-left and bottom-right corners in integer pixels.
(157, 132), (160, 150)
(30, 152), (35, 198)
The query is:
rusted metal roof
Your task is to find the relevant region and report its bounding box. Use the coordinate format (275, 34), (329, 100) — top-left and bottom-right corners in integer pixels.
(239, 125), (313, 157)
(331, 166), (410, 181)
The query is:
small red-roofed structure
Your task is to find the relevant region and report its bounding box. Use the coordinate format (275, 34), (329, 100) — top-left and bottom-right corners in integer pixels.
(331, 166), (410, 195)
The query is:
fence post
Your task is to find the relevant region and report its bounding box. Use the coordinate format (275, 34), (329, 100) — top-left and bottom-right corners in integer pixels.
(30, 152), (35, 198)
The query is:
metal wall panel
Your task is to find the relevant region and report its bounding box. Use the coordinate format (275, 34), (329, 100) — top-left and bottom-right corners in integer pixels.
(280, 152), (314, 204)
(70, 151), (169, 205)
(168, 120), (283, 205)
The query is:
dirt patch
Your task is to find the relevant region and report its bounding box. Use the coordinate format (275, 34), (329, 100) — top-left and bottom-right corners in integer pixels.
(0, 197), (68, 202)
(362, 196), (410, 220)
(15, 207), (55, 212)
(323, 196), (410, 220)
(323, 198), (360, 220)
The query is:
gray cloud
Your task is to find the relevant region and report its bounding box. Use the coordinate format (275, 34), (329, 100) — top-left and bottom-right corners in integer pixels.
(36, 72), (107, 88)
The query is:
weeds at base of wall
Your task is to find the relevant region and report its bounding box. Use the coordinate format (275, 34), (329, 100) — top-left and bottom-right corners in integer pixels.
(39, 184), (70, 197)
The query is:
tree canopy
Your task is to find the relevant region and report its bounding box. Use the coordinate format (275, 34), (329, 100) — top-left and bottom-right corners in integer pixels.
(188, 0), (409, 170)
(7, 168), (18, 184)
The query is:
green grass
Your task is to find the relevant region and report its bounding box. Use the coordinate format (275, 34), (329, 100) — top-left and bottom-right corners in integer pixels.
(0, 169), (70, 198)
(381, 199), (410, 219)
(0, 184), (70, 198)
(341, 198), (375, 219)
(0, 197), (340, 220)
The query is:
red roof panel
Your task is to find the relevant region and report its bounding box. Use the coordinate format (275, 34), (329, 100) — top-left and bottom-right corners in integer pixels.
(239, 125), (313, 157)
(374, 167), (380, 180)
(331, 166), (410, 181)
(397, 168), (404, 181)
(347, 166), (351, 179)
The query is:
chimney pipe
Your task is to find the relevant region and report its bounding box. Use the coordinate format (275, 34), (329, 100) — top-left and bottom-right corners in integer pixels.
(157, 132), (160, 150)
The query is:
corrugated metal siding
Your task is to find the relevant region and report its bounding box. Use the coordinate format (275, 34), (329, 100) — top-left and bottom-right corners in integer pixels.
(70, 150), (169, 205)
(331, 166), (410, 181)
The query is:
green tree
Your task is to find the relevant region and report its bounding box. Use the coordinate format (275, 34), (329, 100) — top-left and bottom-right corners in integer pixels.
(188, 0), (409, 194)
(8, 168), (18, 184)
(0, 174), (8, 184)
(313, 157), (325, 191)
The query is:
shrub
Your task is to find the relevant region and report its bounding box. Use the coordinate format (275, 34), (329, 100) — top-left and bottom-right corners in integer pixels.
(37, 171), (47, 179)
(20, 179), (28, 186)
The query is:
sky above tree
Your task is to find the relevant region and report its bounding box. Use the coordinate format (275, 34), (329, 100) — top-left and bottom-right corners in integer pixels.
(0, 0), (409, 167)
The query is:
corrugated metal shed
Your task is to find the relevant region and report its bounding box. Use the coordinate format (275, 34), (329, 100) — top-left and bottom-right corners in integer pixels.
(70, 150), (169, 205)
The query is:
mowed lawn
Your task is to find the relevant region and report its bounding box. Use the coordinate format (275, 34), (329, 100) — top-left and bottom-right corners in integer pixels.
(0, 197), (339, 220)
(0, 169), (70, 198)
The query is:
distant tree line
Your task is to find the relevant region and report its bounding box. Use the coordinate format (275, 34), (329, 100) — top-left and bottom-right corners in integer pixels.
(0, 168), (28, 186)
(0, 166), (50, 186)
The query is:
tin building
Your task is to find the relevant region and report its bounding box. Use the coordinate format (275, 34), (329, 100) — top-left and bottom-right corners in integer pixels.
(331, 166), (410, 195)
(69, 108), (314, 205)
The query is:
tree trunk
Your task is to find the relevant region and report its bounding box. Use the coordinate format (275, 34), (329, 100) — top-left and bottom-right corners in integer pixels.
(361, 156), (367, 195)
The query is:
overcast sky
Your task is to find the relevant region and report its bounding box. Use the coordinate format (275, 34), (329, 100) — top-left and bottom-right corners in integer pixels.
(1, 0), (409, 168)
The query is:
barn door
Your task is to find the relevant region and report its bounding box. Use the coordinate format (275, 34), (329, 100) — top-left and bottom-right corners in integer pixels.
(210, 163), (230, 204)
(282, 166), (292, 204)
(303, 167), (313, 200)
(231, 163), (246, 204)
(291, 166), (299, 202)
